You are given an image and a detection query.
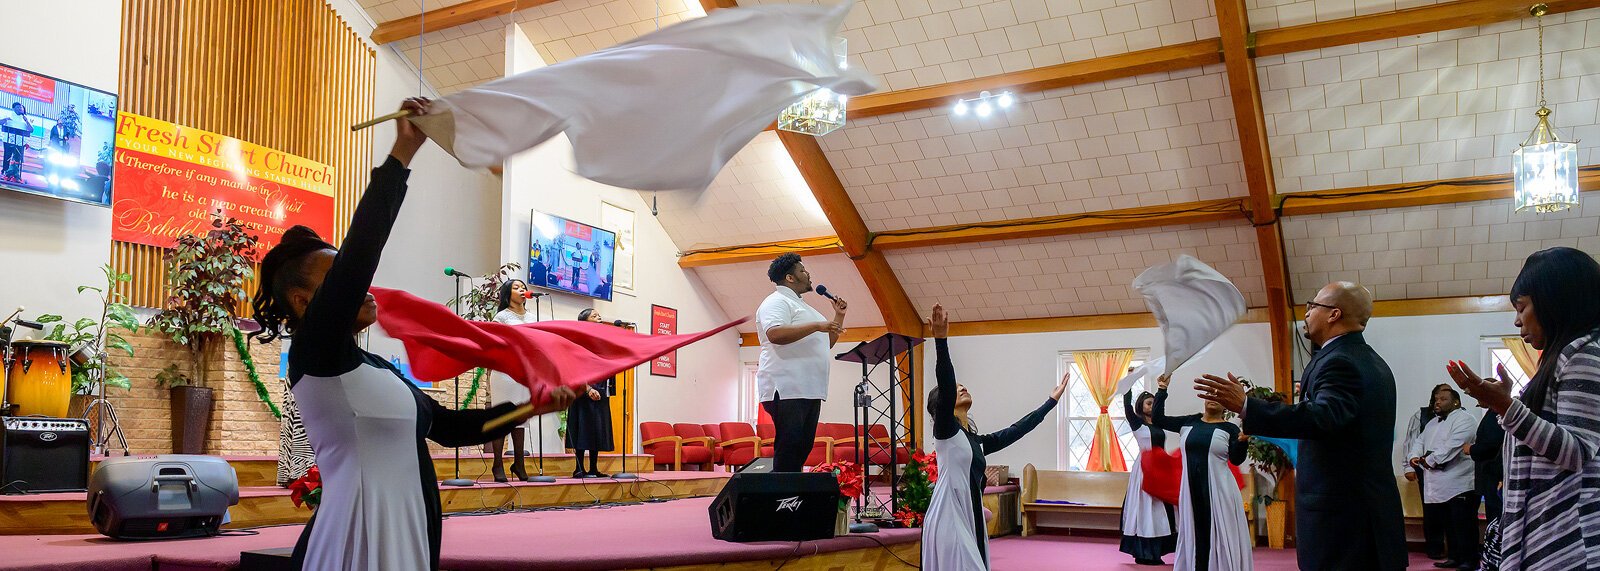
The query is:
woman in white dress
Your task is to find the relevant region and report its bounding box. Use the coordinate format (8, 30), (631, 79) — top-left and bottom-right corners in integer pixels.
(1151, 375), (1251, 571)
(922, 304), (1066, 570)
(1121, 386), (1178, 565)
(248, 101), (576, 570)
(489, 279), (536, 482)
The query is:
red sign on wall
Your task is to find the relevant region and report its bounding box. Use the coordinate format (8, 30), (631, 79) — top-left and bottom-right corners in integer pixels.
(650, 305), (679, 378)
(0, 66), (56, 103)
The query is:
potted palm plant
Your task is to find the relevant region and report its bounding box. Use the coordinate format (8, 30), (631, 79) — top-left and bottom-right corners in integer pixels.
(147, 216), (258, 454)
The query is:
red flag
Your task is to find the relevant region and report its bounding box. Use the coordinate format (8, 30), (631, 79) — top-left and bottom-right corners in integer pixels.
(370, 287), (745, 405)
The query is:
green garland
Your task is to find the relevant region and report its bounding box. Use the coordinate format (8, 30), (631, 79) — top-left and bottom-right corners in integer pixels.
(460, 367), (484, 409)
(231, 326), (282, 419)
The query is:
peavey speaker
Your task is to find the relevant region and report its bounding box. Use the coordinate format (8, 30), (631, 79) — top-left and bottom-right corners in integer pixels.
(1, 417), (89, 493)
(708, 466), (840, 542)
(88, 455), (240, 539)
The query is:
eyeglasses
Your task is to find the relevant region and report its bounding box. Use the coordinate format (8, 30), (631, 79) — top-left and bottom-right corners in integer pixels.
(1304, 300), (1338, 312)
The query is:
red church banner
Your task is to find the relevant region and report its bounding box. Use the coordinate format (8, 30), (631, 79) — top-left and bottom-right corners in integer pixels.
(111, 112), (335, 259)
(651, 305), (679, 378)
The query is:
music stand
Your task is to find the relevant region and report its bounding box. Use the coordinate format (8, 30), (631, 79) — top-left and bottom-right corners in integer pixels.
(837, 332), (923, 530)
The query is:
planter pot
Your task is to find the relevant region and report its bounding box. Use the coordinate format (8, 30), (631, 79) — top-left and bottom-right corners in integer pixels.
(1265, 501), (1288, 549)
(170, 385), (215, 454)
(834, 508), (849, 537)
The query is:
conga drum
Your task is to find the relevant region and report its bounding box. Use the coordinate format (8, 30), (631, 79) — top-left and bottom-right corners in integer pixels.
(8, 340), (72, 417)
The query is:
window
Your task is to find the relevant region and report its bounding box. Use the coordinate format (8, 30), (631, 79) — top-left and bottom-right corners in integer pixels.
(1483, 337), (1535, 396)
(739, 362), (762, 424)
(1056, 350), (1148, 471)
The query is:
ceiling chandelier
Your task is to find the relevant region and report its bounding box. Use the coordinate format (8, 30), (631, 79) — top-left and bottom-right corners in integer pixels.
(1512, 4), (1580, 214)
(778, 37), (849, 136)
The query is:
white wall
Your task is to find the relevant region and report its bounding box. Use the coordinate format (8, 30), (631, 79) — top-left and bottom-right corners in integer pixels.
(503, 24), (743, 452)
(0, 0), (121, 329)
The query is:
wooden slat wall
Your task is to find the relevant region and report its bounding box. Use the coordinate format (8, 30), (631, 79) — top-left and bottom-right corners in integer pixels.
(113, 0), (375, 309)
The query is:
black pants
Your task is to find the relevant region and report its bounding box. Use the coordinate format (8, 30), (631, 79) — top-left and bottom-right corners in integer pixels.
(1476, 471), (1502, 522)
(1418, 470), (1446, 557)
(2, 143), (21, 178)
(762, 394), (820, 472)
(1437, 491), (1481, 564)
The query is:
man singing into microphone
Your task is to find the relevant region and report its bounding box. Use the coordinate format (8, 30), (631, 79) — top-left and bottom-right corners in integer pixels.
(756, 253), (846, 472)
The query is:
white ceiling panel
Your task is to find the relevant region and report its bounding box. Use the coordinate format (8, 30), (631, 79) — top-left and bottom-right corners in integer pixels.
(652, 132), (837, 251)
(1244, 0), (1450, 32)
(821, 64), (1248, 232)
(885, 219), (1266, 322)
(691, 253), (886, 332)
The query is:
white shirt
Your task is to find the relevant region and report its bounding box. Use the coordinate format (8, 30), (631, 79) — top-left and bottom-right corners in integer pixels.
(1409, 408), (1477, 504)
(493, 307), (535, 326)
(755, 286), (831, 402)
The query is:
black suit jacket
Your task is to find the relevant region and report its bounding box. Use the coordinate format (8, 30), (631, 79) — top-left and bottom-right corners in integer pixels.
(1242, 332), (1407, 571)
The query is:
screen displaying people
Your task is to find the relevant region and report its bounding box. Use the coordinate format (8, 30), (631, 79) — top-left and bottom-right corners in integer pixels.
(0, 64), (118, 207)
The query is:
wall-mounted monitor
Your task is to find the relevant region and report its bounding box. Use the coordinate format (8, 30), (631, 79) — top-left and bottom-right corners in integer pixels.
(0, 63), (118, 207)
(529, 210), (616, 301)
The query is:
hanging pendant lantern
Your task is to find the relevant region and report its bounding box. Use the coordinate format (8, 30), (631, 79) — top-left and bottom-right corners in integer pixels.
(778, 37), (848, 136)
(1512, 4), (1581, 214)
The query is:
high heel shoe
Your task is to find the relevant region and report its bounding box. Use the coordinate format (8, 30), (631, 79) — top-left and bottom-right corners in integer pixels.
(510, 462), (532, 482)
(492, 463), (509, 484)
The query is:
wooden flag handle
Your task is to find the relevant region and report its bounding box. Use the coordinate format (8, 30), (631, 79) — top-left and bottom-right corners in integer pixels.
(484, 402), (536, 433)
(350, 109), (414, 132)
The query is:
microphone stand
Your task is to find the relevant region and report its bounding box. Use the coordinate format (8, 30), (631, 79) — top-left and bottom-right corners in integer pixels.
(440, 274), (475, 487)
(527, 295), (555, 483)
(613, 321), (638, 480)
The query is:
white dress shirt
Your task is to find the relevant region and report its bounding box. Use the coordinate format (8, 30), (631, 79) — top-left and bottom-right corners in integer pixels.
(1409, 408), (1477, 504)
(755, 286), (831, 402)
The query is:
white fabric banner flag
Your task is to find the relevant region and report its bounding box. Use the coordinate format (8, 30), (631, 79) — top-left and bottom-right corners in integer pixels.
(410, 1), (878, 191)
(1113, 356), (1164, 401)
(1133, 255), (1246, 377)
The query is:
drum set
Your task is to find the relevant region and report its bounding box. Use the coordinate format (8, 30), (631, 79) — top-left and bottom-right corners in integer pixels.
(1, 307), (128, 456)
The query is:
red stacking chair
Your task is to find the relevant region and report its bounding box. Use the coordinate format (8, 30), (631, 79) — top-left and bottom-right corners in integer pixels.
(818, 423), (858, 464)
(757, 423), (834, 468)
(716, 422), (765, 470)
(672, 423), (717, 471)
(639, 421), (685, 471)
(701, 423), (722, 441)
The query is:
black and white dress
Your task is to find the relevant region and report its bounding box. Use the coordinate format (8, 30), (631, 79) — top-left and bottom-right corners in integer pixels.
(921, 338), (1057, 570)
(1152, 388), (1251, 571)
(1120, 390), (1177, 561)
(287, 157), (520, 571)
(564, 375), (614, 452)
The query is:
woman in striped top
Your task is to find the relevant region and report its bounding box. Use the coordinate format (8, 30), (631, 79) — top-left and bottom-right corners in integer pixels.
(1448, 246), (1600, 570)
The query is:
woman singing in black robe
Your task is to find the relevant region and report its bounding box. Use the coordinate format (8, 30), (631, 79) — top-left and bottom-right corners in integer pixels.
(568, 308), (617, 477)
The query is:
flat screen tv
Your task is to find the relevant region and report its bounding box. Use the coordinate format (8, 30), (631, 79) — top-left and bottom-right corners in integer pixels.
(529, 210), (616, 301)
(0, 63), (118, 207)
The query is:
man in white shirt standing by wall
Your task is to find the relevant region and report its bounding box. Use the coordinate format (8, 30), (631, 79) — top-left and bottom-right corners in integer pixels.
(756, 253), (846, 472)
(1408, 386), (1479, 570)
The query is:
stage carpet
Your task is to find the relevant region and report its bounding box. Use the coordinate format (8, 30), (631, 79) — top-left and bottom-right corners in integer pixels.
(988, 534), (1440, 569)
(0, 496), (921, 570)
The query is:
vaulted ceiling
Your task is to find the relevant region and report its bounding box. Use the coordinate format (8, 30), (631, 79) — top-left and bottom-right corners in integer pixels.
(350, 0), (1600, 364)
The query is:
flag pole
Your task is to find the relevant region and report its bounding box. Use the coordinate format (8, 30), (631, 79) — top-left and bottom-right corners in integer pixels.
(350, 109), (414, 132)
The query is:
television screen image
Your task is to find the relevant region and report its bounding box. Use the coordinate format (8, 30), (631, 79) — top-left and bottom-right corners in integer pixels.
(0, 64), (118, 207)
(529, 210), (617, 301)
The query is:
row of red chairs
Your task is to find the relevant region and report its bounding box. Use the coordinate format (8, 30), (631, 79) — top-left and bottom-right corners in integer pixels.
(638, 422), (913, 471)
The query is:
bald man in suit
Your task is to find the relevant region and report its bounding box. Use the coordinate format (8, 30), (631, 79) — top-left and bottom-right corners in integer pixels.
(1195, 282), (1407, 570)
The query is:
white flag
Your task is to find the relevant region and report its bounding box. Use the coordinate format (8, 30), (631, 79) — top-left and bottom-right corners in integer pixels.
(1133, 255), (1246, 376)
(410, 1), (878, 191)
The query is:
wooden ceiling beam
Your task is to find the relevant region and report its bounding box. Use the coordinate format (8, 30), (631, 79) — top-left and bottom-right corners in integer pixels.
(777, 131), (923, 335)
(1254, 0), (1600, 58)
(849, 39), (1223, 120)
(678, 236), (844, 268)
(370, 0), (557, 45)
(1278, 165), (1600, 217)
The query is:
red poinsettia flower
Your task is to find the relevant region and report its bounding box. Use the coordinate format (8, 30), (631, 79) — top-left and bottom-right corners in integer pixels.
(288, 466), (322, 510)
(894, 507), (924, 527)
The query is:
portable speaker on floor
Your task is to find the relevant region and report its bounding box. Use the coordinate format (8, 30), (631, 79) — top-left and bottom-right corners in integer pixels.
(88, 454), (240, 539)
(1, 417), (90, 493)
(708, 465), (839, 542)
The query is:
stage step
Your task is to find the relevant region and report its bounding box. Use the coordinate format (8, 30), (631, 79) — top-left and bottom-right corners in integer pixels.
(0, 471), (727, 535)
(88, 453), (656, 487)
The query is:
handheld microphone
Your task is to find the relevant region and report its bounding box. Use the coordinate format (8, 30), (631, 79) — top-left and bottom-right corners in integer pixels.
(443, 267), (471, 278)
(815, 284), (835, 300)
(14, 319), (44, 330)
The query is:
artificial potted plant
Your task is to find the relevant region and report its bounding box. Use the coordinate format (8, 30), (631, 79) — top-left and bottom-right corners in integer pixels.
(39, 265), (139, 415)
(1243, 383), (1293, 548)
(147, 216), (258, 454)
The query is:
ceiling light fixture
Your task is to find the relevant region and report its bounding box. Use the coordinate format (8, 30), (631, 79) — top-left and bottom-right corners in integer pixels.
(1512, 4), (1580, 214)
(950, 90), (1014, 117)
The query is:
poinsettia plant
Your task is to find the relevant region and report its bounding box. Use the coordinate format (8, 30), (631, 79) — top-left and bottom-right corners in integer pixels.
(288, 466), (322, 510)
(894, 449), (938, 527)
(809, 460), (864, 512)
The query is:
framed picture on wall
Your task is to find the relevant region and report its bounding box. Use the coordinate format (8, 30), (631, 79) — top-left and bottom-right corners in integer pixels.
(650, 305), (678, 378)
(600, 201), (635, 293)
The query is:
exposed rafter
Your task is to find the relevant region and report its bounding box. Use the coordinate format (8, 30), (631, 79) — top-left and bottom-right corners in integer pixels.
(370, 0), (557, 44)
(678, 236), (844, 268)
(1215, 0), (1295, 393)
(1278, 165), (1600, 217)
(1254, 0), (1600, 57)
(849, 40), (1223, 120)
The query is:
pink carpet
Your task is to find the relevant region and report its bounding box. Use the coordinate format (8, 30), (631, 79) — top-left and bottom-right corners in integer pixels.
(989, 534), (1439, 570)
(0, 496), (920, 570)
